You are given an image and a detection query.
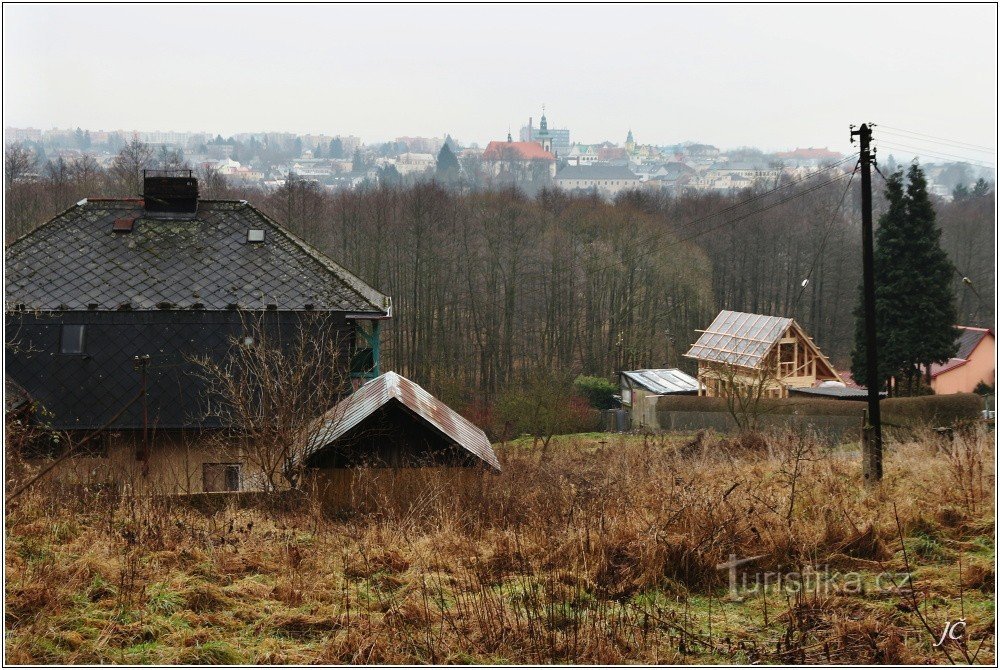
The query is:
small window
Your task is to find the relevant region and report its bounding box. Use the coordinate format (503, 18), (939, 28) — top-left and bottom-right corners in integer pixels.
(60, 325), (86, 354)
(247, 229), (265, 243)
(203, 463), (242, 492)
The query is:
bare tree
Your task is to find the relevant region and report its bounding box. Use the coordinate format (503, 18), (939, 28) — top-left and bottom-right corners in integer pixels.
(709, 361), (781, 433)
(4, 143), (36, 188)
(110, 135), (154, 196)
(191, 313), (351, 491)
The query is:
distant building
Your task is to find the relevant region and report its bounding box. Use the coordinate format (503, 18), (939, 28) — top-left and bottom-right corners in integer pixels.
(481, 137), (557, 179)
(565, 144), (599, 166)
(554, 164), (640, 198)
(391, 152), (436, 176)
(773, 147), (843, 166)
(931, 326), (995, 394)
(520, 109), (570, 156)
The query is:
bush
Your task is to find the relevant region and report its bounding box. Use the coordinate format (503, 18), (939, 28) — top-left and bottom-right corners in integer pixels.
(573, 375), (618, 410)
(882, 393), (983, 427)
(655, 393), (983, 428)
(495, 376), (600, 447)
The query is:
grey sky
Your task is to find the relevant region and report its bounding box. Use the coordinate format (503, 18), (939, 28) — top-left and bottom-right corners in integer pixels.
(3, 3), (997, 156)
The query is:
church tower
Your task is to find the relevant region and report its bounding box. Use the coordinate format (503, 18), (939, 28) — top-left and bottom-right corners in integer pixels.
(536, 105), (553, 154)
(625, 128), (636, 154)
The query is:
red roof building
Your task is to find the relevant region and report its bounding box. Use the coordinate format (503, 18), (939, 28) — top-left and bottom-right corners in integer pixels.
(930, 326), (995, 394)
(481, 141), (555, 162)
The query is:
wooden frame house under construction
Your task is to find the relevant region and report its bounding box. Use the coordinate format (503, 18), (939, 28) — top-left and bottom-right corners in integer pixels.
(685, 310), (842, 398)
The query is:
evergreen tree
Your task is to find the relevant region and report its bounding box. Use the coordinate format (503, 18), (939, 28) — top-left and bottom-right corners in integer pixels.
(435, 142), (461, 184)
(313, 143), (323, 158)
(952, 183), (970, 202)
(851, 165), (958, 394)
(352, 148), (367, 174)
(329, 138), (344, 159)
(902, 163), (959, 384)
(971, 177), (991, 198)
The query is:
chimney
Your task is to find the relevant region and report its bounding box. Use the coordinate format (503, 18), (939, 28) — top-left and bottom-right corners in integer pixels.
(143, 169), (199, 217)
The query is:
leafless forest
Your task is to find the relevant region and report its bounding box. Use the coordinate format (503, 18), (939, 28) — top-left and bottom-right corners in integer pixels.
(5, 143), (995, 405)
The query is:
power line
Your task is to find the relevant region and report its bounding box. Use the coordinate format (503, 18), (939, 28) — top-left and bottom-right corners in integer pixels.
(425, 155), (860, 311)
(875, 142), (996, 168)
(877, 129), (995, 155)
(636, 153), (859, 242)
(876, 124), (996, 153)
(790, 162), (860, 313)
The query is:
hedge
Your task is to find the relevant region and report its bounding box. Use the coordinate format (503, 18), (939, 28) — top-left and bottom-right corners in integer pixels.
(881, 393), (983, 427)
(655, 393), (983, 426)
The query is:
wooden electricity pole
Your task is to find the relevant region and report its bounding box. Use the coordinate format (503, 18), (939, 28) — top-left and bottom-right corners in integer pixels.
(851, 122), (883, 484)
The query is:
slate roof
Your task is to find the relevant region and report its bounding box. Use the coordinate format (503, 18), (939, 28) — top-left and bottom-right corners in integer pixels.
(931, 326), (994, 378)
(555, 165), (639, 181)
(622, 369), (699, 395)
(4, 199), (390, 315)
(304, 371), (501, 470)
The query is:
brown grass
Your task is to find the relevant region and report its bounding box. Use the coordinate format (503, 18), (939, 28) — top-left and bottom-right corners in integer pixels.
(4, 426), (995, 664)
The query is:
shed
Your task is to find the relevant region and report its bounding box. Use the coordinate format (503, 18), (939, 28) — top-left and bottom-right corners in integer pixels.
(303, 371), (500, 471)
(619, 368), (699, 428)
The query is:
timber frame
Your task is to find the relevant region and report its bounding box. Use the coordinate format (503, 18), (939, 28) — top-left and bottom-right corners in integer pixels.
(690, 319), (842, 399)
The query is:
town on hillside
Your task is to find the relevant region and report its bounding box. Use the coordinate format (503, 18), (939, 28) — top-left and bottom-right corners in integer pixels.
(6, 108), (994, 200)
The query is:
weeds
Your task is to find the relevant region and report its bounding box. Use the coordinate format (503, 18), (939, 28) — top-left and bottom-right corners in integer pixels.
(4, 428), (995, 664)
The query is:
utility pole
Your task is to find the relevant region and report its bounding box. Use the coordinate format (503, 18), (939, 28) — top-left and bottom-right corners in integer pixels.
(850, 122), (882, 484)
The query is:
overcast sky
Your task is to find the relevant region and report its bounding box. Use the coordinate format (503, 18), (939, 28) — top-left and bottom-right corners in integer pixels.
(3, 4), (997, 157)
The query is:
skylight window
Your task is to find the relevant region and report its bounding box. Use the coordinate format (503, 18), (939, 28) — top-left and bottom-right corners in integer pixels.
(60, 324), (86, 354)
(247, 229), (265, 243)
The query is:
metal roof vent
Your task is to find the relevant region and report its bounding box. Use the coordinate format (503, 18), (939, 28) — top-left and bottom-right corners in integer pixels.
(247, 229), (265, 243)
(143, 169), (198, 217)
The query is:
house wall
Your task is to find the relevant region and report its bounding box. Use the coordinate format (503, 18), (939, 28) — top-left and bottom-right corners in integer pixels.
(22, 430), (263, 495)
(932, 334), (996, 394)
(5, 310), (354, 430)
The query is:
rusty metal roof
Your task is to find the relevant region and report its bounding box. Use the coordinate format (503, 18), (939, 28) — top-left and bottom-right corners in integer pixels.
(305, 371), (500, 470)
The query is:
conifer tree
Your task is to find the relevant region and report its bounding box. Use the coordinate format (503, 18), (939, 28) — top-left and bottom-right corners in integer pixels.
(851, 165), (958, 394)
(436, 142), (461, 184)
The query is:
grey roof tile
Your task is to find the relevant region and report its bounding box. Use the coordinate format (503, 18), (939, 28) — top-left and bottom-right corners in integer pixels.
(5, 199), (390, 314)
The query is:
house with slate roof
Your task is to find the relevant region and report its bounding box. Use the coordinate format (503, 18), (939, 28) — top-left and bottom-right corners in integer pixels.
(5, 171), (392, 493)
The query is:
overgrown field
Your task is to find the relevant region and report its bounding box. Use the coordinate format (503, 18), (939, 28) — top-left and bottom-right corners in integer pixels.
(5, 428), (995, 664)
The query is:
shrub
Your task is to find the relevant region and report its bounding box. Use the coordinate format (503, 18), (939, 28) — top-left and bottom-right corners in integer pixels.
(573, 375), (618, 410)
(882, 393), (982, 427)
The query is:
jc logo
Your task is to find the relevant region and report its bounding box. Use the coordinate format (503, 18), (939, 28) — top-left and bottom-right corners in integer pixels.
(933, 619), (966, 648)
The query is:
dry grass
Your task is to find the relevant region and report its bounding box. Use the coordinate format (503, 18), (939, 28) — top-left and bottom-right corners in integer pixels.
(4, 427), (995, 664)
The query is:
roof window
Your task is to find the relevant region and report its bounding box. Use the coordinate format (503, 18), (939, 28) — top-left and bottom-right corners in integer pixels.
(247, 229), (265, 243)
